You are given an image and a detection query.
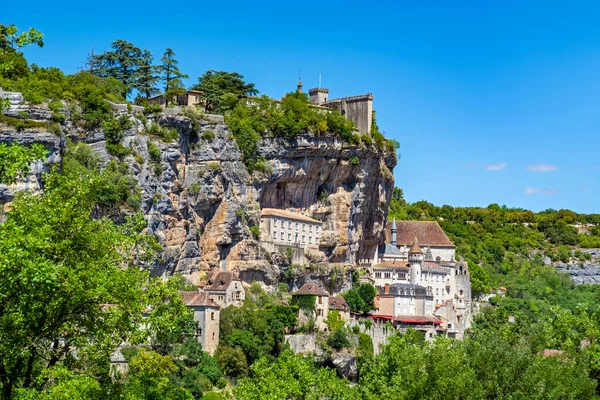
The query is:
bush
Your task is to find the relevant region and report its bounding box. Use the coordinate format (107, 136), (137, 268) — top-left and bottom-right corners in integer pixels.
(327, 329), (350, 350)
(250, 225), (260, 239)
(188, 183), (201, 195)
(349, 156), (360, 165)
(202, 130), (215, 140)
(106, 143), (133, 159)
(147, 141), (161, 163)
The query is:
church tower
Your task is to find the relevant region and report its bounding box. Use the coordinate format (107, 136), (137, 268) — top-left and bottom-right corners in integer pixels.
(408, 237), (423, 285)
(391, 218), (397, 247)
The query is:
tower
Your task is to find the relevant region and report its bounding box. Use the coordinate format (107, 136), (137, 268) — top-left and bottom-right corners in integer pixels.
(391, 218), (397, 247)
(408, 237), (423, 285)
(309, 87), (329, 105)
(297, 70), (302, 93)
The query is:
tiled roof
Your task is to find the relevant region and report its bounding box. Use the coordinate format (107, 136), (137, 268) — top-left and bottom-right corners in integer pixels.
(204, 271), (240, 293)
(384, 221), (455, 247)
(294, 283), (329, 296)
(261, 208), (322, 224)
(329, 297), (349, 311)
(180, 291), (219, 307)
(373, 261), (409, 269)
(369, 314), (442, 325)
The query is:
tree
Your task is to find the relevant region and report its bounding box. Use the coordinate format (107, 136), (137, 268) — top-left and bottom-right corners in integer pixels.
(134, 49), (160, 100)
(92, 40), (151, 99)
(343, 283), (377, 315)
(0, 24), (43, 109)
(160, 48), (189, 107)
(125, 349), (190, 399)
(191, 70), (257, 112)
(0, 143), (47, 185)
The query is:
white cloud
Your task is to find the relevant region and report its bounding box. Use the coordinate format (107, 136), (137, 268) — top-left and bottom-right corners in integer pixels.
(483, 163), (508, 171)
(526, 163), (558, 172)
(524, 187), (558, 195)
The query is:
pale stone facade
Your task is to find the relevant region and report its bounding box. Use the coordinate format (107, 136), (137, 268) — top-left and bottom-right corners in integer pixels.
(260, 208), (322, 250)
(203, 271), (245, 308)
(308, 87), (373, 134)
(369, 220), (473, 338)
(181, 291), (220, 354)
(148, 90), (205, 108)
(293, 283), (329, 331)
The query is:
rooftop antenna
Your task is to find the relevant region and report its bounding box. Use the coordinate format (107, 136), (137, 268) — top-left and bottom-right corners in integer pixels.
(299, 69), (301, 81)
(319, 73), (322, 88)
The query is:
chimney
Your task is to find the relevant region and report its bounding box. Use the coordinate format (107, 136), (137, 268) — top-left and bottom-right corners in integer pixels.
(384, 283), (389, 294)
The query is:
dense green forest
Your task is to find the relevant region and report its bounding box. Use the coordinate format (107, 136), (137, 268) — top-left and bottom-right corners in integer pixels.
(2, 23), (600, 399)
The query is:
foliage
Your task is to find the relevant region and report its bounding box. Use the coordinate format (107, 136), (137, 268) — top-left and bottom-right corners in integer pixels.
(249, 225), (260, 239)
(191, 70), (257, 113)
(103, 114), (132, 145)
(291, 294), (316, 311)
(160, 48), (189, 107)
(343, 283), (377, 315)
(147, 140), (161, 163)
(0, 142), (47, 184)
(348, 155), (360, 165)
(325, 310), (345, 332)
(219, 293), (297, 369)
(327, 329), (350, 350)
(234, 350), (357, 400)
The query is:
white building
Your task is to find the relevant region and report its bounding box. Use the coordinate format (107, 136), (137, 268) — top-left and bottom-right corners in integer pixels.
(292, 283), (329, 331)
(180, 291), (220, 354)
(370, 220), (472, 339)
(202, 271), (245, 308)
(260, 208), (322, 250)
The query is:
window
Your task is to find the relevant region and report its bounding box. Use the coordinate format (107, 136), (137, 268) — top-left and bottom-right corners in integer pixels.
(236, 291), (241, 300)
(211, 312), (215, 320)
(288, 233), (292, 241)
(447, 324), (452, 329)
(316, 226), (320, 233)
(212, 332), (215, 340)
(398, 272), (406, 280)
(288, 221), (292, 228)
(384, 272), (391, 279)
(302, 235), (305, 243)
(318, 296), (323, 304)
(436, 288), (439, 295)
(197, 327), (202, 336)
(309, 225), (313, 232)
(273, 219), (277, 227)
(309, 236), (312, 244)
(459, 289), (464, 296)
(296, 222), (299, 231)
(280, 232), (284, 240)
(317, 309), (322, 317)
(375, 272), (381, 278)
(273, 230), (277, 239)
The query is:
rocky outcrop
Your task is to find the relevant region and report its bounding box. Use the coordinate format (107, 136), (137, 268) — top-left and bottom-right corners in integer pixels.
(331, 352), (358, 381)
(555, 249), (600, 284)
(0, 92), (397, 285)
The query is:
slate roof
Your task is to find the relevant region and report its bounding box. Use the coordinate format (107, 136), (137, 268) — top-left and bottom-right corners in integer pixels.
(384, 221), (455, 247)
(261, 208), (322, 224)
(180, 291), (219, 307)
(294, 283), (329, 296)
(204, 271), (240, 293)
(378, 243), (404, 257)
(329, 296), (349, 311)
(409, 237), (423, 254)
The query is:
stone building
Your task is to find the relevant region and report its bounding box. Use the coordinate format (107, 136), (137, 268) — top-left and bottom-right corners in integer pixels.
(202, 271), (245, 308)
(260, 208), (322, 250)
(180, 291), (220, 354)
(369, 220), (473, 338)
(292, 283), (329, 331)
(308, 87), (373, 134)
(329, 296), (351, 323)
(148, 89), (204, 108)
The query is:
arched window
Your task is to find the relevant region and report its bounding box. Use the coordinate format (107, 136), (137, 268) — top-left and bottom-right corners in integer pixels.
(341, 110), (346, 116)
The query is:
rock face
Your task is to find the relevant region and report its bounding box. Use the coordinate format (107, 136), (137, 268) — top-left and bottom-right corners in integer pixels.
(555, 249), (600, 284)
(331, 352), (358, 381)
(0, 92), (396, 285)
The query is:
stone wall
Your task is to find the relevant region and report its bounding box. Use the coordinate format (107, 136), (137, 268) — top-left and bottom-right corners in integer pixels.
(284, 334), (317, 354)
(324, 94), (373, 134)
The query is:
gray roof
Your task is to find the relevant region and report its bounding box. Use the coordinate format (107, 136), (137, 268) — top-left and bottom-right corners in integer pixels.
(380, 283), (431, 297)
(379, 243), (403, 256)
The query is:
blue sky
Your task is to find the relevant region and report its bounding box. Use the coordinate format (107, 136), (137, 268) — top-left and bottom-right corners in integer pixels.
(4, 1), (600, 213)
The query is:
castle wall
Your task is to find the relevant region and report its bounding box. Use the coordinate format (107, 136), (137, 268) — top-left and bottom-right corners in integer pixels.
(324, 94), (373, 134)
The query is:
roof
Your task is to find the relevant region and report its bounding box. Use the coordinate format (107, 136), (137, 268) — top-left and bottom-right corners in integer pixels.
(293, 283), (329, 296)
(204, 271), (240, 293)
(187, 89), (204, 95)
(378, 243), (403, 256)
(308, 87), (329, 93)
(409, 237), (423, 254)
(180, 291), (219, 307)
(261, 208), (322, 224)
(369, 314), (442, 325)
(384, 221), (455, 247)
(329, 297), (349, 311)
(373, 261), (409, 269)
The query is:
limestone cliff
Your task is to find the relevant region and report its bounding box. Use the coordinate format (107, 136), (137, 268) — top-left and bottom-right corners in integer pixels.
(0, 91), (397, 284)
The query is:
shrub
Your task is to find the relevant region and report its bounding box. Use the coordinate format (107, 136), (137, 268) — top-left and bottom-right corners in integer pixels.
(188, 183), (201, 195)
(349, 156), (360, 165)
(327, 329), (350, 350)
(106, 143), (133, 159)
(147, 141), (161, 163)
(202, 130), (215, 140)
(209, 162), (219, 171)
(250, 225), (260, 239)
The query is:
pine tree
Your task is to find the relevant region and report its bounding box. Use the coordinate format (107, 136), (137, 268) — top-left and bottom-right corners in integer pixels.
(135, 50), (160, 100)
(160, 48), (188, 106)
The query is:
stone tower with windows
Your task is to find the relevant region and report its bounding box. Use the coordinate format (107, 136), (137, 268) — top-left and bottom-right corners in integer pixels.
(408, 237), (423, 285)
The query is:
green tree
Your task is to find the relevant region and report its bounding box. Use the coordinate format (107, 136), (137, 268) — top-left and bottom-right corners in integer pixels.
(160, 48), (189, 107)
(125, 349), (190, 400)
(191, 70), (257, 112)
(343, 283), (377, 315)
(0, 143), (47, 184)
(92, 40), (148, 99)
(135, 49), (160, 100)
